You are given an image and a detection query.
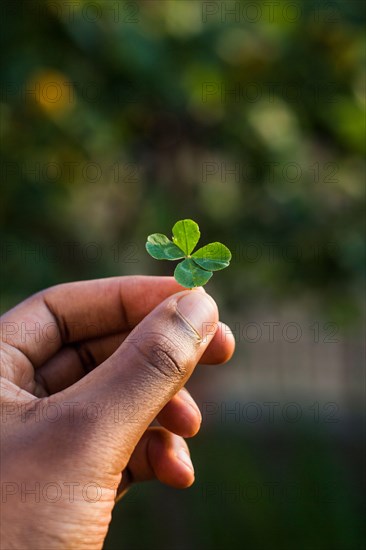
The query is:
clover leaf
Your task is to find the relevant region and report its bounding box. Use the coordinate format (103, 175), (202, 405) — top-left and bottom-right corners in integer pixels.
(145, 219), (231, 288)
(174, 258), (213, 288)
(146, 234), (185, 260)
(172, 219), (200, 255)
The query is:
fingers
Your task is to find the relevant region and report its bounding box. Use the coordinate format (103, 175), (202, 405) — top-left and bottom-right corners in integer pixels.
(34, 332), (124, 395)
(62, 290), (218, 473)
(202, 322), (235, 364)
(117, 427), (194, 499)
(156, 388), (202, 438)
(35, 322), (234, 395)
(1, 276), (188, 370)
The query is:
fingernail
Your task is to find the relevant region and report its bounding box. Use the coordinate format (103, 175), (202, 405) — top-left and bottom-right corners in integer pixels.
(177, 448), (194, 473)
(177, 292), (218, 339)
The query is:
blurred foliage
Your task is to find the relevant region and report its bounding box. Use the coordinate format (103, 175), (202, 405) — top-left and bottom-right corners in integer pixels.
(1, 0), (365, 323)
(105, 425), (365, 550)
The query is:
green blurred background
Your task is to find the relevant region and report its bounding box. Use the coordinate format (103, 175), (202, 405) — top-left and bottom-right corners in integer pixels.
(1, 1), (365, 549)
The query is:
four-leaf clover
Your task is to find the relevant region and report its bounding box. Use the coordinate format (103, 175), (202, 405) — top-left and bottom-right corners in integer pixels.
(146, 219), (231, 288)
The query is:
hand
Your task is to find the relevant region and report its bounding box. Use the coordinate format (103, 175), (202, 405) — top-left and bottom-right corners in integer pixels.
(0, 276), (235, 550)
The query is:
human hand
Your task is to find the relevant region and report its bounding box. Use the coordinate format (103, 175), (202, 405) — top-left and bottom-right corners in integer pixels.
(0, 276), (235, 549)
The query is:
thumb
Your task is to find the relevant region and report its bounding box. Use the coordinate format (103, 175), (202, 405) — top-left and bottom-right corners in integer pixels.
(63, 290), (218, 472)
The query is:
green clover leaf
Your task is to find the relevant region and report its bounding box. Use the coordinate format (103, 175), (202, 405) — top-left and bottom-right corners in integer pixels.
(146, 234), (185, 260)
(192, 242), (231, 271)
(174, 258), (213, 288)
(145, 219), (231, 288)
(172, 219), (200, 256)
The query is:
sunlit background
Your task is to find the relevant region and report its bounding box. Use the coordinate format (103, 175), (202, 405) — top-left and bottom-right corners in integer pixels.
(1, 1), (365, 549)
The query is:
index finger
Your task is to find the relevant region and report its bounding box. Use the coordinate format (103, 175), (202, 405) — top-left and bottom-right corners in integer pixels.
(1, 276), (191, 367)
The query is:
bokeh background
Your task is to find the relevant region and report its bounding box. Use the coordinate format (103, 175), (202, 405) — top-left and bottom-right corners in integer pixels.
(1, 1), (365, 549)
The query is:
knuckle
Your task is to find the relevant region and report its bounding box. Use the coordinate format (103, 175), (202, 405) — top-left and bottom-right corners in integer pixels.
(73, 342), (98, 373)
(152, 342), (185, 379)
(130, 331), (188, 381)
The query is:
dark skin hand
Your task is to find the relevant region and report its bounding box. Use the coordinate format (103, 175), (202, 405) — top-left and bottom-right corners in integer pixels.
(0, 276), (235, 550)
